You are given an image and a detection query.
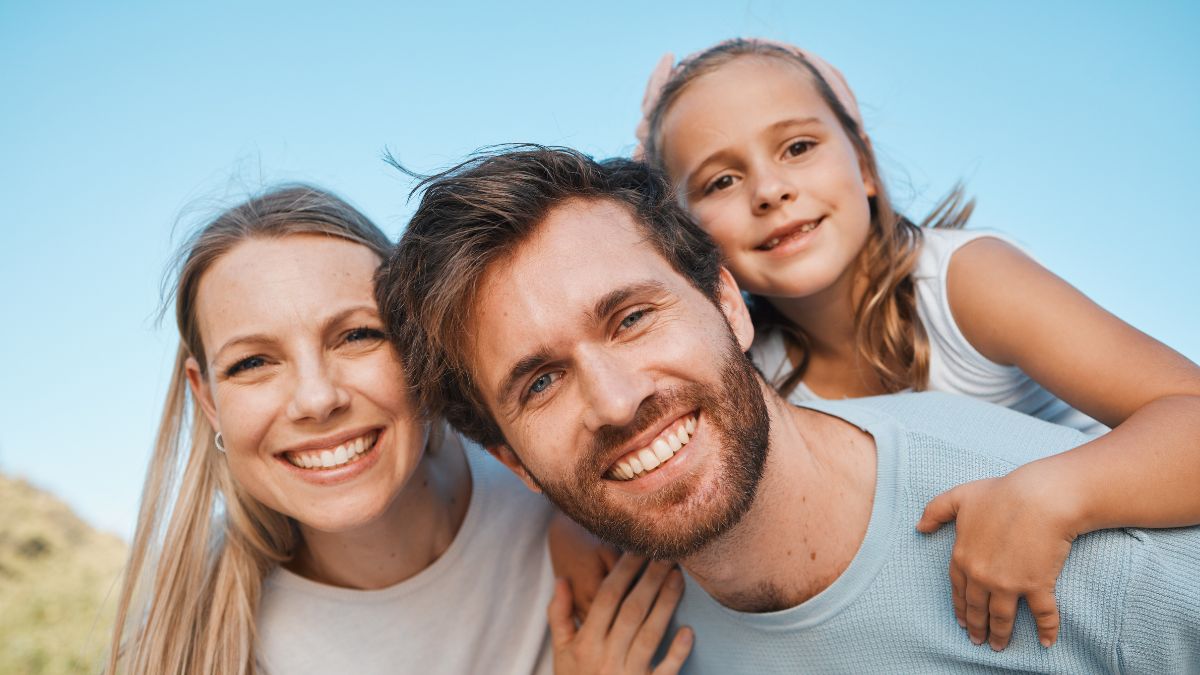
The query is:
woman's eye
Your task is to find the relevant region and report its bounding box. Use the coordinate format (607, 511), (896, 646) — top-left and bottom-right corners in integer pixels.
(704, 175), (736, 195)
(619, 309), (646, 331)
(529, 371), (559, 395)
(226, 356), (266, 377)
(345, 326), (386, 343)
(786, 140), (815, 157)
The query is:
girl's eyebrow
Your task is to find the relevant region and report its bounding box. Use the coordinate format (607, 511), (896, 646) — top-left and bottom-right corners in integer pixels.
(685, 116), (824, 185)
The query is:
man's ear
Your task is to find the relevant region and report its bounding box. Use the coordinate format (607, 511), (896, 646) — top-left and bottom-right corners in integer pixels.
(185, 356), (221, 431)
(486, 444), (542, 494)
(716, 266), (755, 352)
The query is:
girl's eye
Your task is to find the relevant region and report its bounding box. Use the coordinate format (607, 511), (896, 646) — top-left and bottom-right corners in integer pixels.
(529, 371), (560, 395)
(786, 140), (815, 158)
(619, 309), (647, 331)
(226, 356), (266, 377)
(704, 174), (736, 195)
(345, 326), (386, 343)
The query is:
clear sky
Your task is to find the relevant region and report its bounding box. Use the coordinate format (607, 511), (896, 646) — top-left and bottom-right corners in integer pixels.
(2, 1), (1197, 539)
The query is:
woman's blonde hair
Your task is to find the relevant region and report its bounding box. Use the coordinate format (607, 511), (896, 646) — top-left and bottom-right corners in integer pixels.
(105, 185), (392, 675)
(643, 39), (974, 394)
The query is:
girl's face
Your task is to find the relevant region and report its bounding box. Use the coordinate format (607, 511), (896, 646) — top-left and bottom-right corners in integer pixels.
(186, 234), (427, 534)
(659, 56), (876, 300)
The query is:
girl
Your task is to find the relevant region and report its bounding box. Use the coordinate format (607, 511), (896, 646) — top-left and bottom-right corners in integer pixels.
(636, 38), (1200, 652)
(105, 185), (690, 674)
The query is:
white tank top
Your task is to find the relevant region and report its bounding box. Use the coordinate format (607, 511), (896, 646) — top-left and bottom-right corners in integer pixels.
(750, 228), (1107, 435)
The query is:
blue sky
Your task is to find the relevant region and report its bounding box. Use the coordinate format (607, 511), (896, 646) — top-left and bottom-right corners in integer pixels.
(2, 1), (1197, 539)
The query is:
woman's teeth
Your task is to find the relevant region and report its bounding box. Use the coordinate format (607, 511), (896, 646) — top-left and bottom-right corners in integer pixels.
(284, 431), (379, 470)
(760, 220), (819, 250)
(606, 415), (697, 481)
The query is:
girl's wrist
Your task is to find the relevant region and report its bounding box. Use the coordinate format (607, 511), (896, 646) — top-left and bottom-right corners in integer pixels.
(1007, 459), (1094, 538)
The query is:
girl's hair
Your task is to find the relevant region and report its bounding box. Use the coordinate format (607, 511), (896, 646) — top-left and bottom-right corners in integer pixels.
(643, 39), (974, 395)
(105, 185), (392, 675)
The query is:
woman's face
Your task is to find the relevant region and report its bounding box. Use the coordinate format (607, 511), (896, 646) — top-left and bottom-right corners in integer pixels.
(658, 55), (875, 300)
(187, 234), (426, 533)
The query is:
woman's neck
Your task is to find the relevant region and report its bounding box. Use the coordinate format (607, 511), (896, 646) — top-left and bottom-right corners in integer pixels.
(286, 432), (472, 590)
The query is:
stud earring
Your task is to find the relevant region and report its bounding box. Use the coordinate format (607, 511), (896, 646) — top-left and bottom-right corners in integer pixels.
(214, 432), (227, 453)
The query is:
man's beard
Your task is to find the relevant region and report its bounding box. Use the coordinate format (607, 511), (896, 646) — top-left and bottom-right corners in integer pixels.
(528, 336), (771, 560)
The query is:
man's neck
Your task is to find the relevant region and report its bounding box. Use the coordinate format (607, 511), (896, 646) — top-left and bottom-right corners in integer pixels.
(681, 388), (878, 613)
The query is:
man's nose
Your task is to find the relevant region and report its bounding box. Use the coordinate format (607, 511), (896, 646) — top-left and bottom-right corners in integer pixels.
(578, 349), (656, 433)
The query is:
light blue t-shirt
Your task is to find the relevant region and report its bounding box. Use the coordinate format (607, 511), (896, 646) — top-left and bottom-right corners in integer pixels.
(671, 392), (1200, 674)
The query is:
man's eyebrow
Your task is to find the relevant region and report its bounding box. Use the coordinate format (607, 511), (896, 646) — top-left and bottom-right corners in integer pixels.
(498, 346), (554, 409)
(588, 280), (669, 325)
(496, 280), (669, 407)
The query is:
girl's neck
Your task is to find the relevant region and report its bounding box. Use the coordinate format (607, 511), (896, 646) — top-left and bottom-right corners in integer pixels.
(287, 432), (472, 590)
(767, 264), (886, 398)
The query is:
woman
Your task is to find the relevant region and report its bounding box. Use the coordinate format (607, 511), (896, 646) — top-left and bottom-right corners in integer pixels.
(105, 185), (689, 674)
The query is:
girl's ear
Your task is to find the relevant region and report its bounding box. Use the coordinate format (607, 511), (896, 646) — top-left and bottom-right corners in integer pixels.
(185, 356), (220, 430)
(486, 444), (542, 494)
(858, 136), (878, 198)
(716, 266), (755, 352)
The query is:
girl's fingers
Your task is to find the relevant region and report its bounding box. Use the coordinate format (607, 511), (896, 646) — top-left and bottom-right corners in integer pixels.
(917, 487), (960, 533)
(986, 591), (1018, 651)
(949, 561), (967, 628)
(627, 568), (686, 665)
(1026, 590), (1060, 648)
(650, 627), (694, 675)
(607, 560), (674, 650)
(963, 582), (990, 645)
(578, 552), (647, 642)
(548, 578), (579, 649)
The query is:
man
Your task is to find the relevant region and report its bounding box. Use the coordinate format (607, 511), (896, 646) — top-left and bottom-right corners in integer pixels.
(376, 147), (1200, 673)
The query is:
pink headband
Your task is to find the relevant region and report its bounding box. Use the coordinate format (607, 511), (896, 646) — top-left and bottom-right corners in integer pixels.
(633, 39), (863, 160)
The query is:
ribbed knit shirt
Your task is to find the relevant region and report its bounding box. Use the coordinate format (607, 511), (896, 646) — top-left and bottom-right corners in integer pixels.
(670, 393), (1200, 674)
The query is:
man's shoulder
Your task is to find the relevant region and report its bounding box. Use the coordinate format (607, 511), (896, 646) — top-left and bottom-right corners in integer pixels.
(803, 391), (1092, 466)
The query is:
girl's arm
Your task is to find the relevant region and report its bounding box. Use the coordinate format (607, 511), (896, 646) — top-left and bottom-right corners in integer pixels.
(915, 236), (1200, 651)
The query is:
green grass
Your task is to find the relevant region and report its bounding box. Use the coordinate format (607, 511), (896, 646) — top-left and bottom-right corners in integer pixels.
(0, 474), (128, 675)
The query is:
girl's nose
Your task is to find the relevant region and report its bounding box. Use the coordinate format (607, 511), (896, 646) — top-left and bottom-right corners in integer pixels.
(287, 363), (351, 423)
(752, 169), (796, 214)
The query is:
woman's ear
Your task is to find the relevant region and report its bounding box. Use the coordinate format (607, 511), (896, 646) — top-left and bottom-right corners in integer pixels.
(717, 266), (755, 352)
(185, 356), (220, 430)
(486, 444), (542, 494)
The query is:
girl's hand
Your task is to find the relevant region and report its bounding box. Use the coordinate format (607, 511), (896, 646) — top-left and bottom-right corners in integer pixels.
(548, 512), (622, 622)
(916, 466), (1080, 651)
(549, 553), (693, 675)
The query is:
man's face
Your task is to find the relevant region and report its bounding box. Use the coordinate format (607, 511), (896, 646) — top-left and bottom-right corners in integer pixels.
(469, 198), (770, 559)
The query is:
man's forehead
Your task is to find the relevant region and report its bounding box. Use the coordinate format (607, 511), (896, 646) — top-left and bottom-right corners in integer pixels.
(465, 198), (683, 392)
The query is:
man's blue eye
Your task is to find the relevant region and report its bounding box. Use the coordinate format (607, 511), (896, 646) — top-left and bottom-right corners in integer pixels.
(620, 310), (645, 330)
(530, 372), (555, 394)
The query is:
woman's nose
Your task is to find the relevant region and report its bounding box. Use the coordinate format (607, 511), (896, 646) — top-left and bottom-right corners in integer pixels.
(287, 362), (351, 423)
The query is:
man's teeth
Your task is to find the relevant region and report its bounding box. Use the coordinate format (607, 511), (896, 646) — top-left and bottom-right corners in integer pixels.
(761, 221), (819, 250)
(607, 416), (697, 481)
(284, 431), (378, 470)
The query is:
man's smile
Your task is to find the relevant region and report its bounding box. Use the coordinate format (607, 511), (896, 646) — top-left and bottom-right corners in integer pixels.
(605, 412), (698, 481)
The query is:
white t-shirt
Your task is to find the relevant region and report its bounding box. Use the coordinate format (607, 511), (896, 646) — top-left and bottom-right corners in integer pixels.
(256, 440), (556, 675)
(751, 228), (1107, 435)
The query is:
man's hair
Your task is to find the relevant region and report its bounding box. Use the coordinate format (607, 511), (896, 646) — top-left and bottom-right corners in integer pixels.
(377, 145), (722, 447)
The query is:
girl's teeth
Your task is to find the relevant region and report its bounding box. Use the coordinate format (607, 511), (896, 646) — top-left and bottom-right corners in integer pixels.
(285, 431), (378, 470)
